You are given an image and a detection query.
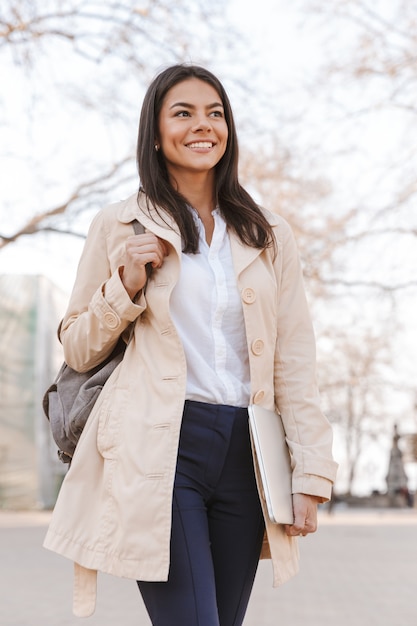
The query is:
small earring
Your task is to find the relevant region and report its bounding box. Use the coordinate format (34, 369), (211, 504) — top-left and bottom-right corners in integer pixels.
(154, 144), (159, 152)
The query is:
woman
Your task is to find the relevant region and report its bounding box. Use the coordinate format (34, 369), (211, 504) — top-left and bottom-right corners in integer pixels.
(44, 64), (338, 625)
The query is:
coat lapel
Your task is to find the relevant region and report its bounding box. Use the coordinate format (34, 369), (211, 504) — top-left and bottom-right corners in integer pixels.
(229, 210), (281, 277)
(117, 193), (182, 258)
(229, 230), (263, 278)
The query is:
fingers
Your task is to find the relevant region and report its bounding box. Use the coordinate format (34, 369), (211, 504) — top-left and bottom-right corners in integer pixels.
(122, 233), (168, 298)
(285, 493), (319, 537)
(125, 233), (168, 270)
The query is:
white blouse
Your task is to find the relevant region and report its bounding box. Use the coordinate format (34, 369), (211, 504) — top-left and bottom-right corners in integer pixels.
(169, 209), (251, 407)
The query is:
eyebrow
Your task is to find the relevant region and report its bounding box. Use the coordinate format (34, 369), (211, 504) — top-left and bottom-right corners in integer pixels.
(169, 101), (224, 110)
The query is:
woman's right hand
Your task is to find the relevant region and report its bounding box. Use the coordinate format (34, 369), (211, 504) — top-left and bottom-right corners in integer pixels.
(121, 232), (168, 299)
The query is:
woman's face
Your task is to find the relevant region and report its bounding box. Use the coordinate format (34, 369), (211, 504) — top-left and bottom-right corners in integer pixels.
(157, 78), (228, 181)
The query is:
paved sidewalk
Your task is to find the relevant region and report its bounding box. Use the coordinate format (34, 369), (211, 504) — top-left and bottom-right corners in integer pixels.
(1, 508), (416, 625)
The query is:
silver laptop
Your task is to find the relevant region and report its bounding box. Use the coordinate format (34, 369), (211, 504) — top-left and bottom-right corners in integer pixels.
(248, 404), (294, 524)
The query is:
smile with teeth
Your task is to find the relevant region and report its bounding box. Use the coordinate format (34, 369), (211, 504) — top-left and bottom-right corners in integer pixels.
(187, 141), (214, 149)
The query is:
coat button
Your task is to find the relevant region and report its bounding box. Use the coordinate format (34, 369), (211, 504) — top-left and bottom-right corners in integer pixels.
(253, 390), (265, 403)
(242, 288), (256, 304)
(251, 339), (264, 355)
(103, 312), (119, 329)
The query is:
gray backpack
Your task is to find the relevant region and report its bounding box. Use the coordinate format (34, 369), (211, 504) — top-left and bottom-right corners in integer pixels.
(42, 219), (145, 463)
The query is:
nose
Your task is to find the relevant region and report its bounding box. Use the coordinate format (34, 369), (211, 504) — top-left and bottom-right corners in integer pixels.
(191, 116), (212, 132)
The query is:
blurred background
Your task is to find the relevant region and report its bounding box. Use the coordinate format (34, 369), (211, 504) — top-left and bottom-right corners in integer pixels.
(1, 0), (417, 510)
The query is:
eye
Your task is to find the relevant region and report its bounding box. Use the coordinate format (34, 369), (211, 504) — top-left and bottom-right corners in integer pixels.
(175, 110), (191, 117)
(210, 110), (223, 118)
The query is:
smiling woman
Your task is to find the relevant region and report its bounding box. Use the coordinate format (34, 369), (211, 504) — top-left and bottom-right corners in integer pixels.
(135, 64), (273, 256)
(43, 63), (337, 626)
(155, 78), (229, 243)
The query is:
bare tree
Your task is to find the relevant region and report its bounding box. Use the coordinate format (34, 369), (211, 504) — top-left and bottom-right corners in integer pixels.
(0, 0), (239, 247)
(297, 0), (417, 244)
(0, 157), (134, 248)
(317, 327), (396, 495)
(239, 144), (359, 298)
(289, 4), (417, 488)
(1, 0), (228, 72)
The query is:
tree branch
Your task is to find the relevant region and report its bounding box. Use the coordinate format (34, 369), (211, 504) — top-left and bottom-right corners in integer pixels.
(0, 155), (133, 248)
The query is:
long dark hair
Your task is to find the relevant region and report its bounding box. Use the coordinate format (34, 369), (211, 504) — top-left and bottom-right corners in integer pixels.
(136, 64), (274, 253)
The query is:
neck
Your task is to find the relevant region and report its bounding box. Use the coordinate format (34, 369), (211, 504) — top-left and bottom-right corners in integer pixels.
(169, 170), (216, 219)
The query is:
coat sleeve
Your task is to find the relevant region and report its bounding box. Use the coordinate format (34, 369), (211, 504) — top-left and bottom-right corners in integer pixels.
(60, 208), (146, 372)
(273, 220), (338, 501)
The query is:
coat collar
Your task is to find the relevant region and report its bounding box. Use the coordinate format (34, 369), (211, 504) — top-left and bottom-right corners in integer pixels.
(117, 192), (279, 277)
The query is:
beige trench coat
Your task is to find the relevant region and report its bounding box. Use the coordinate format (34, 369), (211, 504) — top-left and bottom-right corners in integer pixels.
(43, 193), (338, 616)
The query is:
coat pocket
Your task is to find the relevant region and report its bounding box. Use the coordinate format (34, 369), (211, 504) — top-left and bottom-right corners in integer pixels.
(96, 388), (128, 458)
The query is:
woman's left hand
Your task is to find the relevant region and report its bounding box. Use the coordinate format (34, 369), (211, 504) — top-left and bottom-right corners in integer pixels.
(284, 493), (321, 537)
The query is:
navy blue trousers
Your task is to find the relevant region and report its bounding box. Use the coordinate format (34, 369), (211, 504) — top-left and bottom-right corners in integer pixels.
(137, 400), (265, 626)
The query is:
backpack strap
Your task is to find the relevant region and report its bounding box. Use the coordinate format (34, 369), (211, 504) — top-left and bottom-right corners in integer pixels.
(131, 218), (152, 279)
(132, 218), (145, 236)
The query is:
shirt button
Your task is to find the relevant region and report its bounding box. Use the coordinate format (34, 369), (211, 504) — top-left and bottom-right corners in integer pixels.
(242, 288), (256, 304)
(103, 312), (119, 329)
(253, 390), (265, 403)
(251, 339), (264, 355)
